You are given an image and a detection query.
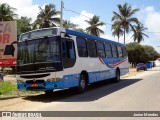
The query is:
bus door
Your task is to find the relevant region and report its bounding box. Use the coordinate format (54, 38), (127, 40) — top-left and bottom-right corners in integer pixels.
(62, 38), (76, 69)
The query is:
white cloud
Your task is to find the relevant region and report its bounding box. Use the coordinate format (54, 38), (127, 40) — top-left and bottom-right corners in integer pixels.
(70, 10), (94, 29)
(0, 0), (39, 22)
(137, 6), (160, 52)
(70, 10), (110, 38)
(145, 7), (160, 37)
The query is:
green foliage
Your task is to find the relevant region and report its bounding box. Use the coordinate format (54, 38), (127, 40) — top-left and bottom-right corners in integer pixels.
(0, 3), (18, 21)
(63, 20), (78, 29)
(85, 15), (105, 36)
(143, 45), (159, 61)
(33, 4), (60, 29)
(126, 42), (159, 66)
(126, 42), (144, 66)
(75, 28), (86, 33)
(0, 81), (16, 95)
(63, 20), (86, 33)
(131, 23), (149, 43)
(112, 2), (139, 44)
(17, 16), (32, 39)
(111, 21), (123, 42)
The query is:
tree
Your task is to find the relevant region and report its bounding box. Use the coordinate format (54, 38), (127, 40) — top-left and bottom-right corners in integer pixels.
(111, 21), (123, 42)
(75, 28), (86, 33)
(85, 15), (105, 36)
(33, 4), (60, 29)
(0, 3), (17, 21)
(131, 23), (149, 43)
(63, 20), (86, 33)
(112, 3), (139, 44)
(17, 16), (32, 39)
(143, 45), (159, 61)
(63, 20), (78, 29)
(126, 42), (159, 67)
(126, 42), (144, 66)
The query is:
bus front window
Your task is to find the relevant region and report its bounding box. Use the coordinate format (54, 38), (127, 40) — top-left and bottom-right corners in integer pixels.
(35, 37), (60, 63)
(17, 36), (61, 72)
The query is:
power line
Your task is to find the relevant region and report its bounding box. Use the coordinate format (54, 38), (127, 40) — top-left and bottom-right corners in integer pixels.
(64, 7), (112, 25)
(145, 32), (160, 33)
(64, 8), (91, 19)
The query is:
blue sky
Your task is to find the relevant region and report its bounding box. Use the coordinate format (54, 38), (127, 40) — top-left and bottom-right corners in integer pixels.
(1, 0), (160, 52)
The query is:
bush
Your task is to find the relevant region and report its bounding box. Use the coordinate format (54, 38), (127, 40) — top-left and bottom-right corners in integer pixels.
(0, 81), (16, 95)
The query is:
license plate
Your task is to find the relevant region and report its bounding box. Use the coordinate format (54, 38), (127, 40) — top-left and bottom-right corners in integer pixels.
(31, 83), (38, 87)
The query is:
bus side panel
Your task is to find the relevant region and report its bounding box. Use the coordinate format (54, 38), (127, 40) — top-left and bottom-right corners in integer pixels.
(61, 74), (80, 88)
(88, 72), (97, 83)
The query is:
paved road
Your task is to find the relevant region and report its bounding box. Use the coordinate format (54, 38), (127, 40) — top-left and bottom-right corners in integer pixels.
(1, 69), (160, 120)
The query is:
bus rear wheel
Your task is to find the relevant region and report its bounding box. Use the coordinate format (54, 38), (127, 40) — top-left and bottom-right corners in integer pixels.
(114, 69), (120, 83)
(78, 74), (87, 93)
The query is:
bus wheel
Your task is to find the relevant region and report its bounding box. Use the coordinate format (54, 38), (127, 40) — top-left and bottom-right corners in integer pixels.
(78, 74), (87, 93)
(114, 69), (120, 83)
(44, 90), (54, 95)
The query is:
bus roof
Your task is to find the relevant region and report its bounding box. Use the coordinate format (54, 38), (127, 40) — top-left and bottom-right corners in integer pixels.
(19, 27), (125, 46)
(65, 28), (125, 46)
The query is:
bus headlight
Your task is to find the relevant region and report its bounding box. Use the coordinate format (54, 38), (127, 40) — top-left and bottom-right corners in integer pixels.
(47, 77), (60, 82)
(47, 78), (55, 82)
(55, 77), (60, 81)
(17, 80), (23, 83)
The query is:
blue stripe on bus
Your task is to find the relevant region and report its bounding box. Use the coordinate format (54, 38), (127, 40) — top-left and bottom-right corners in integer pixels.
(98, 57), (127, 68)
(65, 29), (124, 46)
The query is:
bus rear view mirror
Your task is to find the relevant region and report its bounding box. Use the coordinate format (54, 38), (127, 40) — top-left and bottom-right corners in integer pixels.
(3, 41), (17, 56)
(4, 45), (15, 56)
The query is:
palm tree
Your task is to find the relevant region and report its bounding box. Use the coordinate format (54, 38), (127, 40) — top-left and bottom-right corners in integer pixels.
(33, 4), (60, 29)
(63, 20), (78, 29)
(131, 23), (149, 43)
(111, 21), (123, 42)
(112, 3), (139, 44)
(75, 28), (86, 33)
(0, 3), (17, 21)
(85, 15), (105, 36)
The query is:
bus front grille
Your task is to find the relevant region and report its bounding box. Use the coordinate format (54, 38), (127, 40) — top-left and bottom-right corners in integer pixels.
(26, 80), (45, 84)
(20, 73), (50, 79)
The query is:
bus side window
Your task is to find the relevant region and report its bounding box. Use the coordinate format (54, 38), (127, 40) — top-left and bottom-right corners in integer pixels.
(97, 42), (106, 58)
(66, 41), (75, 59)
(111, 44), (118, 58)
(122, 46), (127, 57)
(62, 38), (76, 68)
(76, 37), (88, 57)
(105, 43), (112, 58)
(117, 46), (123, 58)
(87, 39), (97, 57)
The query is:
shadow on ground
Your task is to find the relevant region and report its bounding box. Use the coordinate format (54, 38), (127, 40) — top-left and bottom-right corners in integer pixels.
(23, 78), (142, 103)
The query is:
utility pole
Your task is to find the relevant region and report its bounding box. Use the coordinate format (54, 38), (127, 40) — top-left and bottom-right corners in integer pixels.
(60, 0), (64, 28)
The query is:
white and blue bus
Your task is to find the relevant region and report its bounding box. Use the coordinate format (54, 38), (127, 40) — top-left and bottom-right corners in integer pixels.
(17, 27), (129, 94)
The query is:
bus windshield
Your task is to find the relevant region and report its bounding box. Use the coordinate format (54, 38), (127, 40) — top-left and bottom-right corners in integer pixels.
(17, 36), (63, 73)
(17, 36), (60, 65)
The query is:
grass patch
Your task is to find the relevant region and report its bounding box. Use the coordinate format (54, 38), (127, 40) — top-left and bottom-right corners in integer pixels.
(0, 81), (43, 99)
(0, 81), (17, 95)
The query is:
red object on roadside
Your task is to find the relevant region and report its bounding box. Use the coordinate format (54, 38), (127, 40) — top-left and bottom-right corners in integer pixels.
(0, 59), (16, 66)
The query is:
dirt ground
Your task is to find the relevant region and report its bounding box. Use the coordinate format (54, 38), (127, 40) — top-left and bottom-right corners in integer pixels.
(121, 67), (142, 78)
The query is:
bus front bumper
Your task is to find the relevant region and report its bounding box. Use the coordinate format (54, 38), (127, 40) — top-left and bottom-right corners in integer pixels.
(17, 81), (63, 91)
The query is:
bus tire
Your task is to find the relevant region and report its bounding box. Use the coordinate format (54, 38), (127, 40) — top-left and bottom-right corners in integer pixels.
(44, 90), (54, 95)
(78, 74), (87, 93)
(114, 69), (120, 83)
